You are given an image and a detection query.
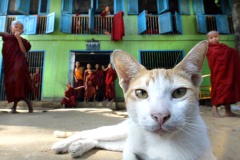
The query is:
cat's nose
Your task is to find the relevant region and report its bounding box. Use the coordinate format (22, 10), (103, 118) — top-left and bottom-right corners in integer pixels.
(151, 113), (171, 126)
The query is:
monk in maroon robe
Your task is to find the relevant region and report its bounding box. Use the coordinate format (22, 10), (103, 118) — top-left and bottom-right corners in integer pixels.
(84, 69), (96, 102)
(61, 83), (76, 108)
(105, 63), (117, 101)
(32, 67), (41, 100)
(206, 31), (240, 117)
(0, 21), (33, 113)
(94, 64), (105, 101)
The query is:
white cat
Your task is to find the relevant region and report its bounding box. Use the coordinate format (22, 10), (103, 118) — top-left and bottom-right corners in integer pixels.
(51, 40), (216, 160)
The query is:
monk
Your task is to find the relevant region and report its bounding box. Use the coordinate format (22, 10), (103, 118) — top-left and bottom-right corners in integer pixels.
(83, 63), (92, 83)
(61, 83), (76, 108)
(206, 30), (240, 117)
(32, 67), (41, 100)
(84, 69), (96, 102)
(74, 61), (84, 101)
(0, 20), (33, 113)
(94, 64), (105, 101)
(105, 63), (117, 101)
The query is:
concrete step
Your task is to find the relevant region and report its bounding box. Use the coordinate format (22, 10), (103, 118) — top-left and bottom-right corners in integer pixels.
(0, 101), (126, 110)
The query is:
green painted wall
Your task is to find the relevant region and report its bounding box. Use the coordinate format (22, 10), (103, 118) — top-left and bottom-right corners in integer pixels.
(0, 0), (235, 101)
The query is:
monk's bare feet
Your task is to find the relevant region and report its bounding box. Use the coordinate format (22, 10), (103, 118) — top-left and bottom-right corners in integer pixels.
(225, 105), (238, 117)
(10, 110), (19, 114)
(224, 111), (238, 117)
(212, 106), (223, 118)
(28, 101), (33, 113)
(212, 111), (223, 118)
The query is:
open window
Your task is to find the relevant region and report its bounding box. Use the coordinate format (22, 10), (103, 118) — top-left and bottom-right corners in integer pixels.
(0, 0), (54, 35)
(60, 0), (124, 34)
(129, 0), (190, 15)
(136, 0), (184, 35)
(137, 1), (183, 35)
(194, 0), (234, 34)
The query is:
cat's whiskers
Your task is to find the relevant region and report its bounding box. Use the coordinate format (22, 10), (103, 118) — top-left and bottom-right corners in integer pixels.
(184, 117), (218, 132)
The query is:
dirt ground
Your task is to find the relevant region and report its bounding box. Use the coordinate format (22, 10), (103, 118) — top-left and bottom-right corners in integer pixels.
(0, 106), (240, 160)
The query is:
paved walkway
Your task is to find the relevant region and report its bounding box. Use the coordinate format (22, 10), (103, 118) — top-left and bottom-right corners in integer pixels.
(0, 106), (240, 160)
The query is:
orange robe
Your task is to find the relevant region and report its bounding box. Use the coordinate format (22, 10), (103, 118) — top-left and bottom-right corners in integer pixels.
(2, 35), (32, 102)
(74, 67), (84, 100)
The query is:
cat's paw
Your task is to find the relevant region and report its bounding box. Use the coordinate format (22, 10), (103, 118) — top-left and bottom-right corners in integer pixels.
(51, 140), (71, 154)
(68, 139), (97, 158)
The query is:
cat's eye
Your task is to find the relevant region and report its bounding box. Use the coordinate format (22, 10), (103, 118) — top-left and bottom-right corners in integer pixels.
(135, 89), (148, 99)
(172, 88), (187, 98)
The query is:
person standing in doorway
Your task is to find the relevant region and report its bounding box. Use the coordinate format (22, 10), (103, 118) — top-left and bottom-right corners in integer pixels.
(32, 67), (41, 100)
(74, 61), (84, 101)
(105, 63), (117, 101)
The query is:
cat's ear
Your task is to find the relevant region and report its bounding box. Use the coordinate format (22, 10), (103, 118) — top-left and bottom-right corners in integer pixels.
(111, 50), (146, 92)
(174, 40), (208, 87)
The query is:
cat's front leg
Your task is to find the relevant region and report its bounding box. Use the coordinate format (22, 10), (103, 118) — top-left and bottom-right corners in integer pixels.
(122, 145), (138, 160)
(68, 139), (98, 158)
(51, 132), (85, 154)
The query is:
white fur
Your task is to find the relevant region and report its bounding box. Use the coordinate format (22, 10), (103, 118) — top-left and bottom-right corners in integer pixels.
(52, 41), (215, 159)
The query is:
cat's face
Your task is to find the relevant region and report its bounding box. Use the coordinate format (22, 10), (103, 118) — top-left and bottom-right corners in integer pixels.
(124, 68), (200, 135)
(111, 41), (208, 136)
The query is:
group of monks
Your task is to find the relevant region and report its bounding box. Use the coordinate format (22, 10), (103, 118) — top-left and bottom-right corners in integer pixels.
(61, 62), (117, 108)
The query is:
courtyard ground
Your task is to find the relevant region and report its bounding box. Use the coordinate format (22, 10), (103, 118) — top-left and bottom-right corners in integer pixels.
(0, 105), (240, 160)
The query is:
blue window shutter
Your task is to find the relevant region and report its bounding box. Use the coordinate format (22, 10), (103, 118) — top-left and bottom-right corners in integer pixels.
(179, 0), (190, 15)
(157, 0), (169, 14)
(159, 12), (172, 34)
(138, 10), (147, 34)
(62, 0), (73, 13)
(38, 0), (50, 15)
(196, 14), (207, 33)
(0, 16), (6, 32)
(114, 0), (123, 14)
(88, 8), (94, 31)
(15, 0), (30, 15)
(60, 13), (72, 33)
(26, 15), (37, 34)
(216, 15), (230, 34)
(221, 0), (232, 15)
(128, 0), (138, 14)
(16, 15), (27, 34)
(175, 12), (182, 33)
(91, 0), (96, 10)
(46, 12), (55, 33)
(193, 0), (204, 14)
(0, 0), (8, 16)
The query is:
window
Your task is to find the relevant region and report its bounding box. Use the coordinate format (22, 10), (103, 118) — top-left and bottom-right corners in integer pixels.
(194, 0), (234, 34)
(0, 0), (55, 35)
(128, 0), (190, 15)
(130, 0), (189, 35)
(60, 0), (123, 34)
(138, 10), (182, 35)
(0, 51), (45, 101)
(140, 50), (183, 70)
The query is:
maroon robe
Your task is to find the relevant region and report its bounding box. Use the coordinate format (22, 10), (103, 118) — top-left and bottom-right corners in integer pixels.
(95, 69), (105, 101)
(61, 87), (76, 107)
(111, 11), (125, 41)
(2, 35), (32, 103)
(32, 72), (41, 100)
(85, 74), (96, 100)
(207, 43), (240, 106)
(105, 68), (117, 100)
